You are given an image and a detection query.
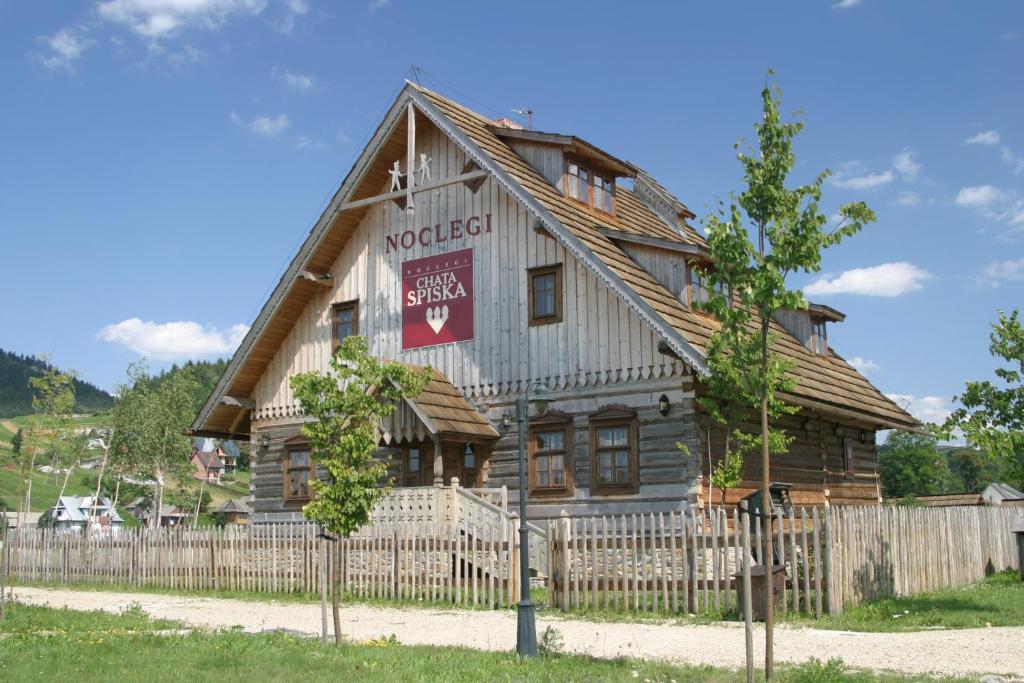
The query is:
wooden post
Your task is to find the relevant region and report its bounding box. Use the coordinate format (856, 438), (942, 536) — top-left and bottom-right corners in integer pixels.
(740, 501), (754, 683)
(561, 509), (569, 610)
(823, 507), (835, 615)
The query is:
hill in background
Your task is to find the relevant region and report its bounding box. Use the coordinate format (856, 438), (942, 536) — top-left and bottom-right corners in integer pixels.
(0, 349), (114, 418)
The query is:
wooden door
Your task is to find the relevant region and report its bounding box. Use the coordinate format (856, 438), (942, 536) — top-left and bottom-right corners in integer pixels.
(443, 443), (463, 484)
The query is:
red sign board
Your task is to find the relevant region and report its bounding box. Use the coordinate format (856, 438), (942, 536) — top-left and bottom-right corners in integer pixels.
(402, 248), (474, 350)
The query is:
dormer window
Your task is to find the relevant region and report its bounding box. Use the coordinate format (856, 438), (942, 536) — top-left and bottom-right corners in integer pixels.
(688, 265), (710, 308)
(565, 159), (615, 215)
(811, 318), (828, 354)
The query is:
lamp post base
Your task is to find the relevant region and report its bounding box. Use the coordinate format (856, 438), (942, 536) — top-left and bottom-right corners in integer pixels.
(516, 599), (538, 656)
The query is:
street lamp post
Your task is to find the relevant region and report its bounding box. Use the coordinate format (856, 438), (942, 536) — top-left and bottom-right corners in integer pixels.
(514, 383), (550, 657)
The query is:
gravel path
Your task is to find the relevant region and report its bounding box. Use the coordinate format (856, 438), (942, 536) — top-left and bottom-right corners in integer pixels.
(11, 587), (1024, 678)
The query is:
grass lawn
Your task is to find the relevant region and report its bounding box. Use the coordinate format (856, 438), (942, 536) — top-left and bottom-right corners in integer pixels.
(0, 603), (968, 682)
(785, 570), (1024, 632)
(0, 451), (103, 512)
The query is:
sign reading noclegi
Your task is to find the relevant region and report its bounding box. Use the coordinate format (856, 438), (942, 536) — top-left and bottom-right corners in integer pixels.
(402, 247), (474, 350)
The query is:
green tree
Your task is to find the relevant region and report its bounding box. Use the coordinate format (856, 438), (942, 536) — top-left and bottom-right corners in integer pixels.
(10, 428), (22, 456)
(699, 76), (875, 678)
(709, 431), (749, 506)
(941, 309), (1024, 488)
(18, 364), (77, 526)
(109, 362), (201, 528)
(290, 336), (430, 645)
(879, 431), (949, 499)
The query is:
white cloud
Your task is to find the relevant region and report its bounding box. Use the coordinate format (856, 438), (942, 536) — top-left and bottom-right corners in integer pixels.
(270, 0), (309, 34)
(231, 111), (290, 137)
(848, 356), (880, 374)
(831, 169), (894, 190)
(271, 66), (315, 92)
(977, 257), (1024, 288)
(896, 191), (921, 207)
(955, 185), (1005, 209)
(885, 394), (953, 426)
(34, 26), (95, 72)
(892, 148), (921, 180)
(966, 130), (1001, 146)
(294, 134), (325, 150)
(804, 262), (933, 297)
(98, 318), (248, 359)
(832, 0), (861, 8)
(1000, 146), (1024, 175)
(369, 0), (389, 10)
(96, 0), (268, 39)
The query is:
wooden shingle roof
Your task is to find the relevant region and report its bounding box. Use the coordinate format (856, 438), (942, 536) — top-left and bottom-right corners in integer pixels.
(399, 366), (500, 441)
(417, 85), (917, 430)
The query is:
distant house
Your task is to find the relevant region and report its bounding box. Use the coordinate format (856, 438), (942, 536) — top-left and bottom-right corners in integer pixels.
(906, 482), (1024, 508)
(190, 438), (239, 483)
(214, 498), (252, 525)
(981, 482), (1024, 507)
(42, 496), (123, 532)
(125, 498), (189, 528)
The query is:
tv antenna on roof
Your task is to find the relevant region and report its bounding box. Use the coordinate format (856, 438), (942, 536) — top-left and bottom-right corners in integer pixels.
(511, 107), (534, 130)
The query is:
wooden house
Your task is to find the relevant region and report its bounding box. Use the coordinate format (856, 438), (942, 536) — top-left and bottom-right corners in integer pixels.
(189, 82), (917, 523)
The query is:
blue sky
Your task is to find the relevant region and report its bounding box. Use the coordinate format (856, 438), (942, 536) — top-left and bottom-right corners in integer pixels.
(1, 0), (1021, 426)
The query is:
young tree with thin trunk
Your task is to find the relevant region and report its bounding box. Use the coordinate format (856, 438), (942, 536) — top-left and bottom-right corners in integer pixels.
(700, 75), (874, 679)
(290, 336), (430, 645)
(17, 364), (76, 528)
(940, 309), (1024, 488)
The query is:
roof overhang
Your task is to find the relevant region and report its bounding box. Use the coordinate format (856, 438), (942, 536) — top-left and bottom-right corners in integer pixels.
(488, 126), (636, 177)
(809, 303), (846, 323)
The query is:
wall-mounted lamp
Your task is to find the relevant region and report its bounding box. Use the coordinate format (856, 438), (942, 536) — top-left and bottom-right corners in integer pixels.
(658, 394), (670, 417)
(259, 434), (270, 450)
(859, 430), (869, 444)
(501, 410), (513, 430)
(464, 443), (475, 469)
(529, 384), (551, 416)
(834, 426), (844, 438)
(801, 418), (812, 434)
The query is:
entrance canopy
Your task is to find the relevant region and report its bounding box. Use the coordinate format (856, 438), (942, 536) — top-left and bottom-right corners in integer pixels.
(381, 366), (500, 446)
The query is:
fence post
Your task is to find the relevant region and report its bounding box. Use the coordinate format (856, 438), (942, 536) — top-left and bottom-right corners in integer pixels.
(823, 507), (836, 615)
(739, 501), (754, 683)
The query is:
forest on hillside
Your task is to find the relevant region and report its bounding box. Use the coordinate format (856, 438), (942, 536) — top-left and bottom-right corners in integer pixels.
(0, 349), (114, 418)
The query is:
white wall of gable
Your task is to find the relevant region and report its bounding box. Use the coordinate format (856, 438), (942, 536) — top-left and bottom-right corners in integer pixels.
(252, 120), (684, 420)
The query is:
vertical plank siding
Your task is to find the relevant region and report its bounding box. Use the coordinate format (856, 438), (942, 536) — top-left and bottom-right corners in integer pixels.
(252, 120), (681, 421)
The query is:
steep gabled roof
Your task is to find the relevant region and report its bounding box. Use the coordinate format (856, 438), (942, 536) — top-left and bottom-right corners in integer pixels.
(415, 85), (916, 430)
(192, 82), (916, 436)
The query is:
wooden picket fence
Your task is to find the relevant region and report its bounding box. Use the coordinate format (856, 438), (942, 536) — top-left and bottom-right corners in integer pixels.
(825, 505), (1021, 612)
(5, 505), (1021, 617)
(545, 507), (827, 617)
(7, 520), (521, 608)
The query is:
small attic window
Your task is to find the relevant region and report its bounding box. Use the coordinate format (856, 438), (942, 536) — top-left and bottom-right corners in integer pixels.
(811, 318), (828, 354)
(565, 158), (615, 215)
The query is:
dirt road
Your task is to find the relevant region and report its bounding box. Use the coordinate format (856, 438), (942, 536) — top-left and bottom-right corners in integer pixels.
(12, 587), (1024, 678)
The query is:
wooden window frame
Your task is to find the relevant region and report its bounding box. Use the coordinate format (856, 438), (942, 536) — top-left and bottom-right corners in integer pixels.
(527, 264), (564, 326)
(282, 436), (315, 505)
(331, 300), (359, 354)
(563, 157), (616, 216)
(527, 412), (574, 496)
(687, 261), (711, 310)
(812, 318), (828, 355)
(589, 406), (639, 495)
(843, 437), (856, 479)
(401, 445), (425, 487)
